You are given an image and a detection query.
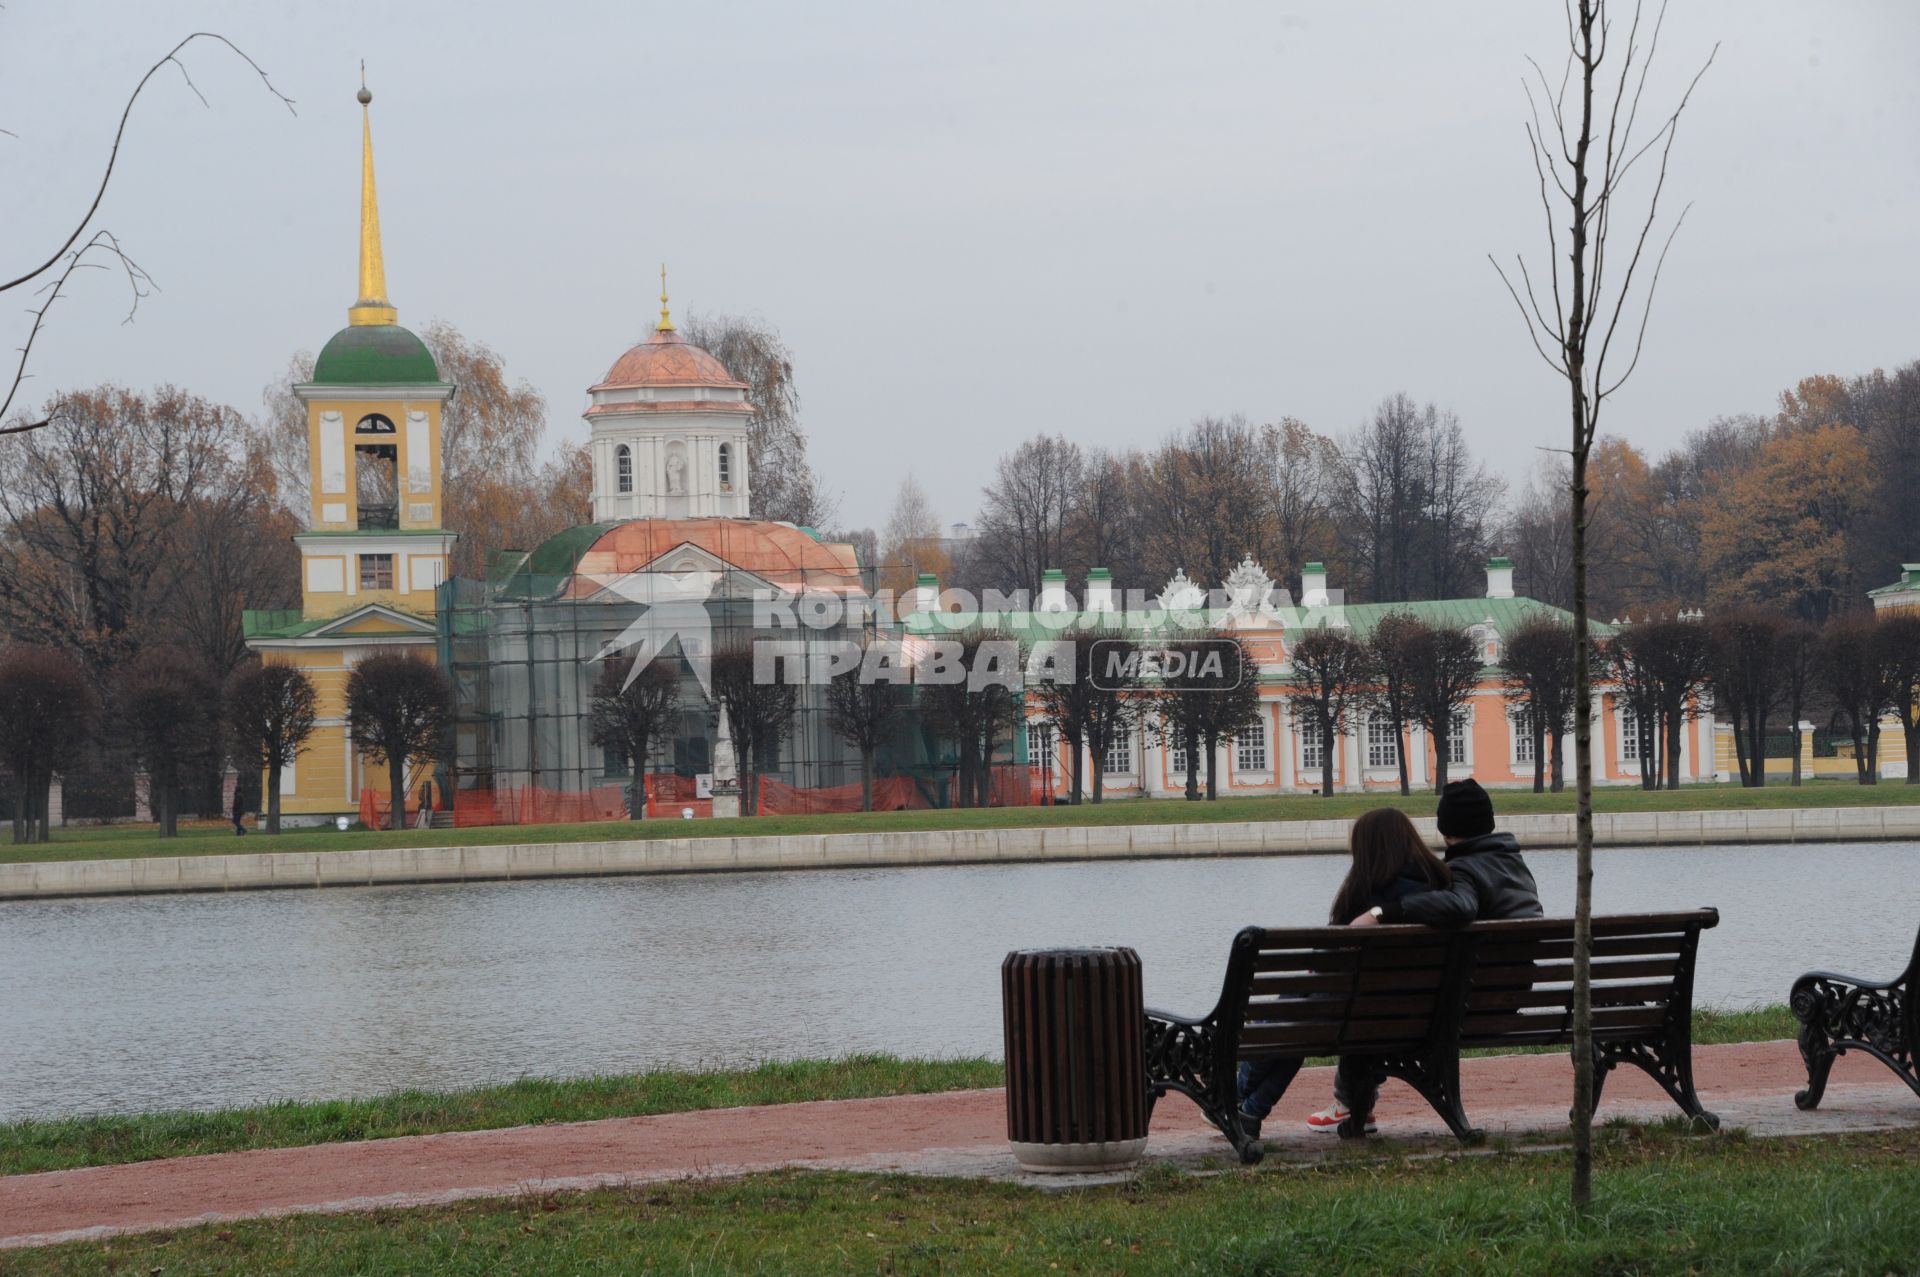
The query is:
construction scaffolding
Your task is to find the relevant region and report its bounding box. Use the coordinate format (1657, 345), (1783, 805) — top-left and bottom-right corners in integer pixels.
(432, 540), (1045, 826)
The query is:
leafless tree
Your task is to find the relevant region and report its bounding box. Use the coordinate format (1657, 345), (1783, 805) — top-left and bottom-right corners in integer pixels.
(1137, 416), (1274, 590)
(1363, 613), (1425, 795)
(880, 472), (944, 592)
(679, 312), (835, 527)
(225, 659), (317, 834)
(0, 645), (97, 843)
(1286, 625), (1370, 800)
(976, 434), (1084, 595)
(3, 34), (293, 435)
(1490, 0), (1714, 1207)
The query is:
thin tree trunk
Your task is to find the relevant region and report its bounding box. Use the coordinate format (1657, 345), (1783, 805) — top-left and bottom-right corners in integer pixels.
(388, 757), (406, 831)
(267, 767), (283, 835)
(1664, 709), (1682, 790)
(1430, 716), (1450, 793)
(1532, 720), (1546, 792)
(1320, 712), (1335, 798)
(1205, 730), (1219, 800)
(1396, 704), (1410, 796)
(1905, 722), (1920, 785)
(1068, 734), (1083, 805)
(36, 771), (51, 842)
(1183, 723), (1199, 801)
(1751, 706), (1769, 788)
(860, 746), (875, 811)
(1790, 720), (1803, 787)
(1730, 714), (1750, 787)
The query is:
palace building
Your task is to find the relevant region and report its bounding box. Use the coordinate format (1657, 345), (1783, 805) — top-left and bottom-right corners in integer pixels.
(245, 83), (1723, 828)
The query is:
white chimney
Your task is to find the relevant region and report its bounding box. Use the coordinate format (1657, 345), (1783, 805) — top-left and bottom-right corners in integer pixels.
(1038, 568), (1071, 612)
(1085, 568), (1114, 612)
(906, 572), (939, 616)
(1485, 556), (1515, 599)
(1301, 561), (1329, 608)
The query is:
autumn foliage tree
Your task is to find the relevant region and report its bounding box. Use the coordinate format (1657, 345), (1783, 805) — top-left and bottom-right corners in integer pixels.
(345, 653), (454, 831)
(0, 645), (98, 843)
(225, 660), (319, 834)
(588, 654), (684, 818)
(1699, 423), (1871, 624)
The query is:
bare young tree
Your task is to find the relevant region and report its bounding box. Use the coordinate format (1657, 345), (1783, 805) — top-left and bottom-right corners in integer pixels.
(880, 472), (945, 593)
(1706, 607), (1787, 788)
(588, 655), (684, 818)
(0, 645), (98, 843)
(1364, 613), (1425, 796)
(345, 653), (454, 831)
(3, 35), (293, 435)
(709, 641), (798, 816)
(1490, 0), (1715, 1206)
(823, 636), (910, 812)
(976, 435), (1084, 595)
(225, 659), (318, 834)
(1404, 621), (1485, 793)
(1501, 615), (1581, 792)
(678, 312), (834, 527)
(1286, 626), (1370, 799)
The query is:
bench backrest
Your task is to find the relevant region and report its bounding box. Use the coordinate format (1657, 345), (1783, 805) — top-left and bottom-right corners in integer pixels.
(1225, 924), (1476, 1060)
(1457, 909), (1719, 1049)
(1224, 909), (1718, 1061)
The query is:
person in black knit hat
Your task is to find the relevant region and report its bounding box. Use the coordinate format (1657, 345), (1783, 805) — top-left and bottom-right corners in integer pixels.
(1351, 779), (1543, 929)
(1316, 779), (1544, 1136)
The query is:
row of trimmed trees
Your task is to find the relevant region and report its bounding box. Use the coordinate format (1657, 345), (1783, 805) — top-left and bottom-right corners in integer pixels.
(0, 644), (453, 842)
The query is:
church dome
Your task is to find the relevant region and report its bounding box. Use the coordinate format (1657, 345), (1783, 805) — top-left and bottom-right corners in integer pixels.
(593, 329), (746, 392)
(312, 324), (441, 385)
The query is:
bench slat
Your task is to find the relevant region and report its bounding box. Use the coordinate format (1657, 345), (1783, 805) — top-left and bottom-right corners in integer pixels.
(1242, 1017), (1434, 1050)
(1463, 1004), (1669, 1038)
(1468, 981), (1672, 1011)
(1472, 958), (1679, 988)
(1246, 993), (1441, 1021)
(1251, 967), (1446, 996)
(1477, 935), (1685, 964)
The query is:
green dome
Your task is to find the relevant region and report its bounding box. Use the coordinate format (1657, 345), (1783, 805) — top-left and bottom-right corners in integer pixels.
(312, 324), (441, 385)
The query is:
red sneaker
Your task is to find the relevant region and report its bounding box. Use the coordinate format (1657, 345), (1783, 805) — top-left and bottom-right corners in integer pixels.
(1306, 1104), (1378, 1134)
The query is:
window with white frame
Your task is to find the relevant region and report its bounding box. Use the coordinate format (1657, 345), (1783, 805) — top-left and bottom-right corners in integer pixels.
(1236, 720), (1268, 772)
(1619, 704), (1641, 762)
(1168, 737), (1189, 776)
(1299, 714), (1325, 770)
(1103, 734), (1133, 775)
(1366, 717), (1399, 769)
(1511, 709), (1537, 765)
(1447, 708), (1471, 766)
(1026, 722), (1053, 764)
(718, 443), (733, 489)
(615, 444), (633, 494)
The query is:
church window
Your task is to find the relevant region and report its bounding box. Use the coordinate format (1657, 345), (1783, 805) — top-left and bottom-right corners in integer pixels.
(718, 443), (732, 489)
(355, 413), (396, 434)
(616, 445), (633, 494)
(359, 553), (395, 590)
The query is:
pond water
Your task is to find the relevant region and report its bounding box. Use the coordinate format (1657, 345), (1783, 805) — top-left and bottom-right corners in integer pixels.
(1, 841), (1914, 1120)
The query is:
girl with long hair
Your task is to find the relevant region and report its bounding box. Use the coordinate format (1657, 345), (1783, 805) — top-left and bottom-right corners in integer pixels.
(1236, 808), (1451, 1139)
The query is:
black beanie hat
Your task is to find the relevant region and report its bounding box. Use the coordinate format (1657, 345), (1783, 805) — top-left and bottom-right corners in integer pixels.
(1436, 778), (1495, 839)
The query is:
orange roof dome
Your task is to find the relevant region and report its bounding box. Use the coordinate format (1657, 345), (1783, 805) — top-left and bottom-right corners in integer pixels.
(593, 329), (746, 392)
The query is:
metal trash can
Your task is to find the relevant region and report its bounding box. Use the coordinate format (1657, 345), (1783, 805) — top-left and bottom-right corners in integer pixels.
(1001, 947), (1148, 1172)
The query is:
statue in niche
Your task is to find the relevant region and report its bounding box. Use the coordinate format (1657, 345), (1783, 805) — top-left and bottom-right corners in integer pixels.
(665, 451), (686, 495)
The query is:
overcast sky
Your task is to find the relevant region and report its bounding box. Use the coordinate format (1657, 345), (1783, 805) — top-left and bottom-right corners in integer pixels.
(6, 2), (1917, 534)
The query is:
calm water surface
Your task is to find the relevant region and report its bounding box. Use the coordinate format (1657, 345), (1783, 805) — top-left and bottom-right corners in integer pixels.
(2, 841), (1915, 1120)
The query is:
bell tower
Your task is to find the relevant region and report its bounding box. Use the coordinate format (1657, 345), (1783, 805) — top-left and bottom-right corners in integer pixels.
(290, 77), (456, 621)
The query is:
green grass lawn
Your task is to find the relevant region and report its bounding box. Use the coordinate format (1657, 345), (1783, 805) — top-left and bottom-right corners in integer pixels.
(8, 780), (1920, 865)
(0, 1008), (1794, 1178)
(14, 1125), (1920, 1275)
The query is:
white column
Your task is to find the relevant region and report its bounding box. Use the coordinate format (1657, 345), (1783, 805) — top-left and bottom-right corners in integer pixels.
(1341, 723), (1363, 793)
(1276, 700), (1295, 791)
(1408, 724), (1429, 788)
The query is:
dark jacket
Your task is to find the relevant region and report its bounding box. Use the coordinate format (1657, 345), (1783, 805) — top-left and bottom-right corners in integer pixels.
(1332, 869), (1441, 925)
(1376, 831), (1543, 928)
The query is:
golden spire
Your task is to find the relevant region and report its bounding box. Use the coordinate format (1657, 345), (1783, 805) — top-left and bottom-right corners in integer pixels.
(349, 68), (397, 327)
(655, 262), (675, 332)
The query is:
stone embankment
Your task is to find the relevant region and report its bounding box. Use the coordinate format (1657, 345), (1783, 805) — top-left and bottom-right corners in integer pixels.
(2, 805), (1914, 901)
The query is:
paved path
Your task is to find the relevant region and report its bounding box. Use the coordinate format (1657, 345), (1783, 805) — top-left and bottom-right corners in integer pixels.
(3, 1041), (1914, 1250)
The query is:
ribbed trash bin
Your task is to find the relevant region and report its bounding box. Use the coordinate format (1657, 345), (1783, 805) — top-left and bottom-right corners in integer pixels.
(1001, 947), (1148, 1172)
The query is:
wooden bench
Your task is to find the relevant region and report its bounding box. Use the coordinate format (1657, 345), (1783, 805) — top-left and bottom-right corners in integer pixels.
(1143, 909), (1719, 1163)
(1789, 922), (1920, 1110)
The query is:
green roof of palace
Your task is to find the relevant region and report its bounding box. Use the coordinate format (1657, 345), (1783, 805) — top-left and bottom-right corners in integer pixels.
(1867, 565), (1920, 596)
(901, 595), (1608, 653)
(311, 324), (442, 386)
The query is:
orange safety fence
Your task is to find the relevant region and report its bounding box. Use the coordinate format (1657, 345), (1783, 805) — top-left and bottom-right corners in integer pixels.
(445, 766), (1055, 827)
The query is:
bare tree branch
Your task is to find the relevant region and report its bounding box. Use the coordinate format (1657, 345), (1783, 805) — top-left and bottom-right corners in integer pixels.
(2, 232), (155, 433)
(1, 32), (295, 297)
